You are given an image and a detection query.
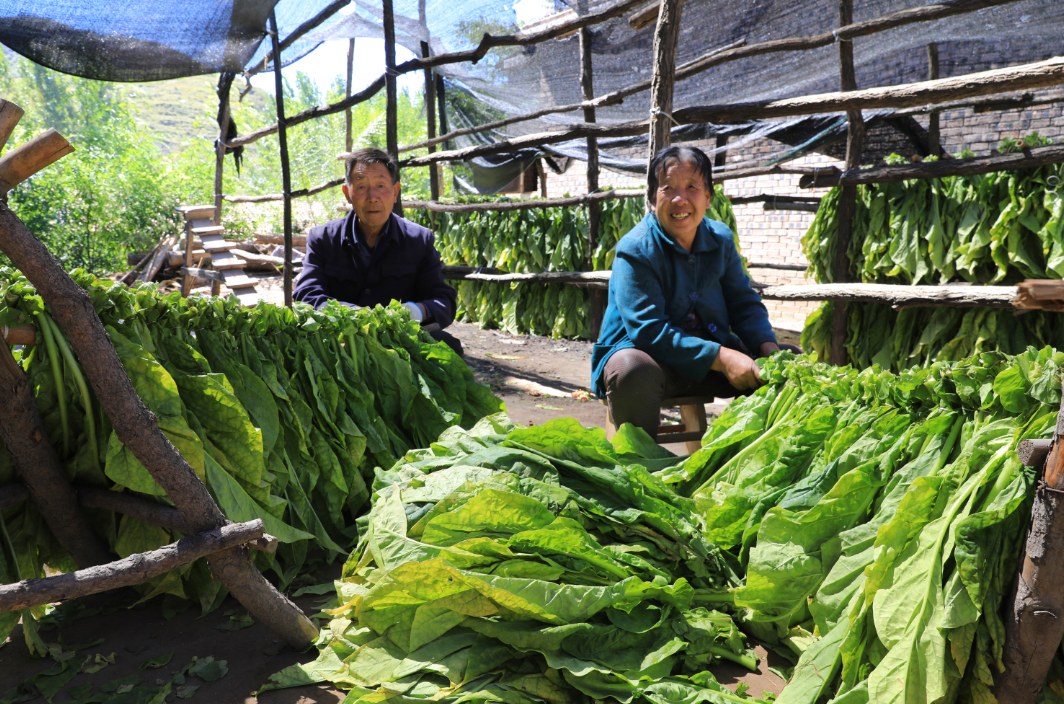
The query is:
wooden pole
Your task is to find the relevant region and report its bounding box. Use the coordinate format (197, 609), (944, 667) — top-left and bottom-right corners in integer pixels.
(0, 520), (265, 614)
(0, 130), (73, 195)
(927, 43), (941, 156)
(580, 27), (605, 340)
(269, 13), (295, 309)
(0, 100), (25, 156)
(829, 0), (865, 368)
(383, 0), (403, 218)
(0, 194), (315, 649)
(422, 41), (440, 202)
(346, 38), (355, 153)
(0, 344), (110, 569)
(646, 0), (683, 178)
(995, 381), (1064, 702)
(213, 74), (233, 228)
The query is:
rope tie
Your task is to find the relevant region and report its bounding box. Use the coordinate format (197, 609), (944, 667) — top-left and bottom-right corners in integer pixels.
(650, 107), (680, 126)
(832, 30), (852, 42)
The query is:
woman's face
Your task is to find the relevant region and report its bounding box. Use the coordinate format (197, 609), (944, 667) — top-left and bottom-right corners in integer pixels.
(651, 158), (708, 246)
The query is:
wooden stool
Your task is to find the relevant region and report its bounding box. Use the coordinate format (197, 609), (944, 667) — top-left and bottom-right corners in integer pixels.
(602, 395), (711, 454)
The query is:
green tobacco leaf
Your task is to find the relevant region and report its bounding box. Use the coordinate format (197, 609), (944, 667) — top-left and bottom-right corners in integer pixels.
(188, 656), (228, 683)
(138, 652), (172, 670)
(204, 453), (313, 543)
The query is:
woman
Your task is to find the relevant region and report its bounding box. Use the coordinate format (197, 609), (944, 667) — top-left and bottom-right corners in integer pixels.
(591, 145), (783, 441)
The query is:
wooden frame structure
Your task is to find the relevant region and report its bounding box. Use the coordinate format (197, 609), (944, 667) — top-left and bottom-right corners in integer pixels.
(0, 105), (316, 649)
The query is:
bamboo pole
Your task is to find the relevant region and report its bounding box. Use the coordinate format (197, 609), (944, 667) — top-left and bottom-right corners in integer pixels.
(580, 27), (605, 339)
(995, 380), (1064, 702)
(927, 43), (941, 155)
(830, 0), (865, 367)
(269, 13), (294, 310)
(0, 130), (73, 195)
(0, 520), (265, 614)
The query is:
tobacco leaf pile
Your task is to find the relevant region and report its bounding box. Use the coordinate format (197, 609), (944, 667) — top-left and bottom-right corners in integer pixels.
(407, 190), (739, 340)
(0, 269), (503, 654)
(272, 349), (1064, 704)
(800, 140), (1064, 370)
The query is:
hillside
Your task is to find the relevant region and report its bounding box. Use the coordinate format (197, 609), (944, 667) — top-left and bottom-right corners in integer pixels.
(120, 76), (271, 155)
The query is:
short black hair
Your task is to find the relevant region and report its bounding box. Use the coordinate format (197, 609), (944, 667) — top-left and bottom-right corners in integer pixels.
(345, 148), (399, 185)
(647, 145), (714, 201)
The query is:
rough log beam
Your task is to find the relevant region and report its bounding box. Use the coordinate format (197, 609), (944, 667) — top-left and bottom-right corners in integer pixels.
(2, 325), (35, 346)
(0, 520), (265, 613)
(756, 283), (1016, 308)
(224, 178), (344, 203)
(251, 0), (350, 76)
(76, 487), (277, 553)
(677, 55), (1064, 124)
(0, 130), (73, 196)
(0, 342), (110, 569)
(995, 380), (1064, 702)
(396, 38), (744, 153)
(269, 11), (295, 309)
(226, 0), (646, 150)
(0, 100), (25, 154)
(1015, 279), (1064, 312)
(0, 155), (315, 646)
(645, 0), (682, 170)
(802, 142), (1064, 188)
(401, 0), (1018, 154)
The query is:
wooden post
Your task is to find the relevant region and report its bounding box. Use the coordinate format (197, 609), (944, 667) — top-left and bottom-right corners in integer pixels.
(645, 0), (683, 181)
(437, 74), (451, 193)
(995, 381), (1064, 702)
(0, 101), (25, 156)
(346, 38), (355, 153)
(0, 130), (73, 195)
(927, 43), (941, 156)
(580, 27), (605, 340)
(714, 133), (728, 168)
(829, 0), (865, 367)
(269, 13), (295, 309)
(422, 41), (441, 202)
(383, 0), (403, 217)
(0, 344), (110, 569)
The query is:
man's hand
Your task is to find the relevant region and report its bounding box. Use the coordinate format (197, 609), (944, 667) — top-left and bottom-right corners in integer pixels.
(711, 347), (763, 390)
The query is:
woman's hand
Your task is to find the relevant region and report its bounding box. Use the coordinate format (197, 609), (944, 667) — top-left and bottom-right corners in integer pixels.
(711, 347), (763, 390)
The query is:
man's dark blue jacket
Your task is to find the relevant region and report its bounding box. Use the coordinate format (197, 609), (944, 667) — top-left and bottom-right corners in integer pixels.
(293, 211), (458, 327)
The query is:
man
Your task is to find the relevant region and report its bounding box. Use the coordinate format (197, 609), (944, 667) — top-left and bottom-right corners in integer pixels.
(294, 148), (462, 356)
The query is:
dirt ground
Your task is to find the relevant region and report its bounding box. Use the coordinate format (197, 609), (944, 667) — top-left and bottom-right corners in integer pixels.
(6, 279), (798, 701)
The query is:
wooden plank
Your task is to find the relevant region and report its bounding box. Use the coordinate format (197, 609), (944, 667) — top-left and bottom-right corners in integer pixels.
(255, 233), (307, 247)
(230, 249), (283, 265)
(222, 271), (258, 289)
(190, 225), (225, 236)
(176, 205), (215, 221)
(179, 267), (224, 283)
(1015, 279), (1064, 311)
(235, 289), (261, 307)
(201, 236), (232, 252)
(188, 218), (215, 231)
(211, 253), (248, 271)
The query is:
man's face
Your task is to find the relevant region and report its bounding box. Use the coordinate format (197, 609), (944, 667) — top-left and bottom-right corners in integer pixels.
(650, 158), (709, 244)
(343, 162), (401, 232)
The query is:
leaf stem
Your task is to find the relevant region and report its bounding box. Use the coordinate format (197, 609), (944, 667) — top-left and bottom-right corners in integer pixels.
(41, 315), (101, 474)
(36, 312), (70, 457)
(709, 645), (759, 672)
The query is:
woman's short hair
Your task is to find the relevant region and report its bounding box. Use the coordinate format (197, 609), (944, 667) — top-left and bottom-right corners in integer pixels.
(345, 148), (399, 185)
(647, 145), (714, 198)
